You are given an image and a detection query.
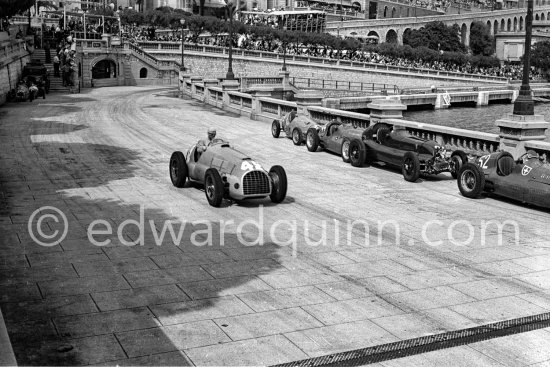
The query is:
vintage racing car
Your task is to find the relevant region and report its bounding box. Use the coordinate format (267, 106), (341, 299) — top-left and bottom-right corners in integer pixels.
(271, 111), (324, 145)
(347, 123), (468, 182)
(170, 139), (287, 207)
(22, 59), (50, 94)
(305, 120), (365, 163)
(457, 150), (550, 208)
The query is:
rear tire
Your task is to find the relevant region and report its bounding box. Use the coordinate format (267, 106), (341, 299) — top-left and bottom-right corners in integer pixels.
(292, 128), (303, 145)
(269, 165), (287, 203)
(170, 151), (188, 188)
(272, 120), (281, 138)
(349, 139), (366, 167)
(402, 152), (420, 182)
(306, 128), (320, 152)
(341, 139), (351, 163)
(457, 163), (485, 198)
(204, 168), (224, 207)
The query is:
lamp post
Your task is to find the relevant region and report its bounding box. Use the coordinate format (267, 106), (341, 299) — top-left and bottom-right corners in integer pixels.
(225, 0), (235, 80)
(180, 18), (186, 72)
(513, 0), (534, 115)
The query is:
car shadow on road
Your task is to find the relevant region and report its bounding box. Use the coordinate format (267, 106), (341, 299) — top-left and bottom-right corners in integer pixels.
(0, 97), (286, 366)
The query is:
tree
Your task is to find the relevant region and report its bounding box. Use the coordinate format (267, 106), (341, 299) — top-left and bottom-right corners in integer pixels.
(469, 21), (494, 56)
(403, 21), (465, 53)
(120, 8), (145, 26)
(531, 41), (550, 75)
(0, 0), (35, 18)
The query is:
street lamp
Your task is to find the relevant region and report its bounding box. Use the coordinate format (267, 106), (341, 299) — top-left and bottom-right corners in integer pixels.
(180, 18), (186, 72)
(513, 0), (534, 115)
(225, 0), (235, 80)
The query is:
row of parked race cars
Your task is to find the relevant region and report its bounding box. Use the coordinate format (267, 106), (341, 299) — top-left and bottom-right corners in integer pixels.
(170, 109), (550, 209)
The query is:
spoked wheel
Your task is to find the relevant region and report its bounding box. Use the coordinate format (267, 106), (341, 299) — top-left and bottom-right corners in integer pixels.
(204, 168), (224, 207)
(292, 128), (303, 145)
(170, 151), (188, 188)
(341, 139), (351, 163)
(402, 152), (420, 182)
(457, 163), (485, 198)
(269, 165), (287, 203)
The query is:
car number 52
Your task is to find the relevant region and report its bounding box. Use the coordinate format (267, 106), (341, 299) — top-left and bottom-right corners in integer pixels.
(478, 155), (490, 169)
(241, 160), (263, 171)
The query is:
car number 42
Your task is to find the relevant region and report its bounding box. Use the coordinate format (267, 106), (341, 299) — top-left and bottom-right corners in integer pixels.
(241, 160), (263, 171)
(478, 155), (490, 169)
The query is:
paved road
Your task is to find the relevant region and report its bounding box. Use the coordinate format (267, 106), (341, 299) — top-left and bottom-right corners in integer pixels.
(1, 87), (549, 366)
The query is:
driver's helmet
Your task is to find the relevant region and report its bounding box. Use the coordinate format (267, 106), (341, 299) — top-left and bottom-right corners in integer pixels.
(524, 150), (539, 160)
(207, 127), (216, 140)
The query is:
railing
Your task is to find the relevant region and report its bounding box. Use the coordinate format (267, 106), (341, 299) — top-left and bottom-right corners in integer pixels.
(290, 77), (398, 94)
(137, 41), (509, 83)
(241, 76), (284, 91)
(124, 42), (180, 73)
(0, 39), (28, 59)
(183, 75), (550, 159)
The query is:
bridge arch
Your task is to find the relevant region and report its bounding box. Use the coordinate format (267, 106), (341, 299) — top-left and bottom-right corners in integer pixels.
(368, 30), (380, 41)
(536, 13), (540, 20)
(386, 29), (398, 43)
(486, 20), (492, 35)
(520, 16), (524, 30)
(460, 23), (469, 46)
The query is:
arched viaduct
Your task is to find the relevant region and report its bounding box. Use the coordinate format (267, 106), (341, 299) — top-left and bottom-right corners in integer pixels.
(327, 5), (550, 46)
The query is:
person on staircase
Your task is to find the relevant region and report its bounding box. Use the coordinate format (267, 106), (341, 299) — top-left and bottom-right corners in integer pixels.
(53, 55), (60, 77)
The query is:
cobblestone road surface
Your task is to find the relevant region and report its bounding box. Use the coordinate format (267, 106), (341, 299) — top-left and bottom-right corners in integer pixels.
(1, 87), (549, 366)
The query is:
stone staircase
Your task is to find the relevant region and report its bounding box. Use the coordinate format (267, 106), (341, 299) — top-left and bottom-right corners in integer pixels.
(31, 49), (74, 93)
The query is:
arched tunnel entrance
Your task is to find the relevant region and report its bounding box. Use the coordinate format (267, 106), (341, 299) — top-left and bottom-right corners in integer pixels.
(92, 59), (117, 79)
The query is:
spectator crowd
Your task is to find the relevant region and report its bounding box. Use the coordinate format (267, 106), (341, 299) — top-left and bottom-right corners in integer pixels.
(120, 25), (544, 81)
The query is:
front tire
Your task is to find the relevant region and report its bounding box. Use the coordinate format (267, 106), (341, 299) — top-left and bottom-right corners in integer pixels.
(341, 139), (351, 163)
(204, 168), (224, 207)
(349, 139), (366, 167)
(457, 163), (485, 198)
(170, 151), (188, 188)
(269, 165), (287, 203)
(402, 152), (420, 182)
(292, 128), (303, 145)
(450, 150), (468, 179)
(272, 120), (281, 138)
(306, 128), (320, 152)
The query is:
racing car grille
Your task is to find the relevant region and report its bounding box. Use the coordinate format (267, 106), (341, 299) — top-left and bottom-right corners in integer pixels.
(242, 171), (270, 196)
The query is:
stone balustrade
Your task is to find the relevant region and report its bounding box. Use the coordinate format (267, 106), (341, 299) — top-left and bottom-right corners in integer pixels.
(182, 75), (550, 160)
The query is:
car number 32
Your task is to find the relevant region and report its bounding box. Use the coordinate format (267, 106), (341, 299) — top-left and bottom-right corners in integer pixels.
(241, 160), (263, 171)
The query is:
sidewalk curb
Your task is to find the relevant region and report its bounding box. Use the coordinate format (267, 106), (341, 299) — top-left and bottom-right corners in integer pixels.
(0, 308), (17, 366)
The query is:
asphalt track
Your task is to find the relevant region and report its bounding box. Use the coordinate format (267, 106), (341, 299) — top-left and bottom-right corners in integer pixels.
(1, 86), (550, 366)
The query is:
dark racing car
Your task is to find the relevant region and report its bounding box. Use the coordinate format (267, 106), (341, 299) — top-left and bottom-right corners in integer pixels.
(22, 59), (50, 94)
(305, 120), (365, 163)
(348, 123), (468, 182)
(272, 111), (324, 145)
(170, 139), (287, 207)
(457, 150), (550, 209)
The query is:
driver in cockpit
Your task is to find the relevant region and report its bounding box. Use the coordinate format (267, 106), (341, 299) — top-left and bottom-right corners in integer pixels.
(197, 127), (217, 154)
